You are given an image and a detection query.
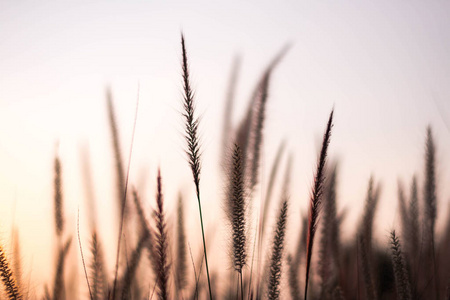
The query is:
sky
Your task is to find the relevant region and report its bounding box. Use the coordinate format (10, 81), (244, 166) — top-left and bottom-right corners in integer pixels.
(0, 0), (450, 295)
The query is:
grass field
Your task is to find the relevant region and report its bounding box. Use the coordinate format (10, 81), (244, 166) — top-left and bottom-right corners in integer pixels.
(0, 33), (448, 300)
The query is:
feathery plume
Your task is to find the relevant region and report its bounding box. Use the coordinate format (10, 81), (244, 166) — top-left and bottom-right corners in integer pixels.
(180, 33), (212, 299)
(422, 126), (439, 297)
(54, 154), (64, 238)
(360, 177), (380, 252)
(236, 45), (290, 191)
(287, 254), (301, 300)
(358, 235), (376, 300)
(175, 193), (188, 294)
(226, 144), (247, 299)
(261, 141), (287, 240)
(249, 71), (270, 189)
(152, 169), (170, 300)
(408, 176), (419, 257)
(11, 228), (22, 294)
(357, 178), (380, 300)
(221, 56), (240, 168)
(226, 144), (247, 273)
(304, 109), (334, 300)
(423, 126), (437, 243)
(53, 238), (72, 300)
(390, 231), (412, 300)
(90, 231), (108, 300)
(267, 200), (288, 300)
(397, 180), (410, 242)
(0, 245), (22, 300)
(319, 163), (340, 296)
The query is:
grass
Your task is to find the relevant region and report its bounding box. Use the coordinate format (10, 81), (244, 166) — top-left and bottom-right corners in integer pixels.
(0, 34), (449, 300)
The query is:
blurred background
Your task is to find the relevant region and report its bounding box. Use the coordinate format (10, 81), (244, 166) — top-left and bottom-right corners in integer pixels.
(0, 0), (449, 295)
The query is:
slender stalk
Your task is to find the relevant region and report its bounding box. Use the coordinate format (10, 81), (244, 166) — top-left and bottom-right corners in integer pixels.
(240, 271), (244, 300)
(111, 86), (140, 300)
(180, 33), (212, 299)
(77, 209), (93, 300)
(304, 110), (334, 300)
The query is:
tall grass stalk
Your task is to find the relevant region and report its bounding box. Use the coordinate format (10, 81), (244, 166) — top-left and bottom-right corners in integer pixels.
(422, 126), (439, 297)
(110, 87), (139, 300)
(304, 109), (334, 300)
(318, 163), (340, 296)
(180, 33), (213, 299)
(358, 178), (380, 300)
(226, 144), (247, 299)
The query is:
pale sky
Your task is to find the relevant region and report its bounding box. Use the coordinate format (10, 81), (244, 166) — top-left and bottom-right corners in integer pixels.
(0, 1), (450, 296)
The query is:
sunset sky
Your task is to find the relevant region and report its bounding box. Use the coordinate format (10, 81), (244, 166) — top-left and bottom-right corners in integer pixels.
(0, 1), (450, 294)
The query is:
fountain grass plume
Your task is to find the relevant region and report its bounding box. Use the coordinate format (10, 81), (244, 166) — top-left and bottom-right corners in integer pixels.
(225, 144), (247, 299)
(422, 126), (439, 297)
(360, 177), (380, 252)
(261, 140), (287, 241)
(267, 200), (288, 300)
(358, 234), (376, 300)
(11, 228), (22, 295)
(318, 163), (340, 295)
(390, 230), (412, 300)
(304, 109), (334, 300)
(249, 70), (270, 190)
(409, 176), (419, 257)
(90, 231), (108, 300)
(424, 126), (437, 242)
(221, 56), (240, 169)
(287, 254), (301, 300)
(180, 33), (213, 299)
(176, 193), (188, 294)
(358, 178), (381, 300)
(53, 238), (72, 300)
(0, 244), (22, 300)
(54, 154), (64, 239)
(235, 45), (290, 192)
(152, 169), (170, 300)
(397, 180), (410, 243)
(226, 144), (247, 274)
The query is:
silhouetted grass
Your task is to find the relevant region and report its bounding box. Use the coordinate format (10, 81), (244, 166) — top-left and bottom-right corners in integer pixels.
(1, 36), (449, 300)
